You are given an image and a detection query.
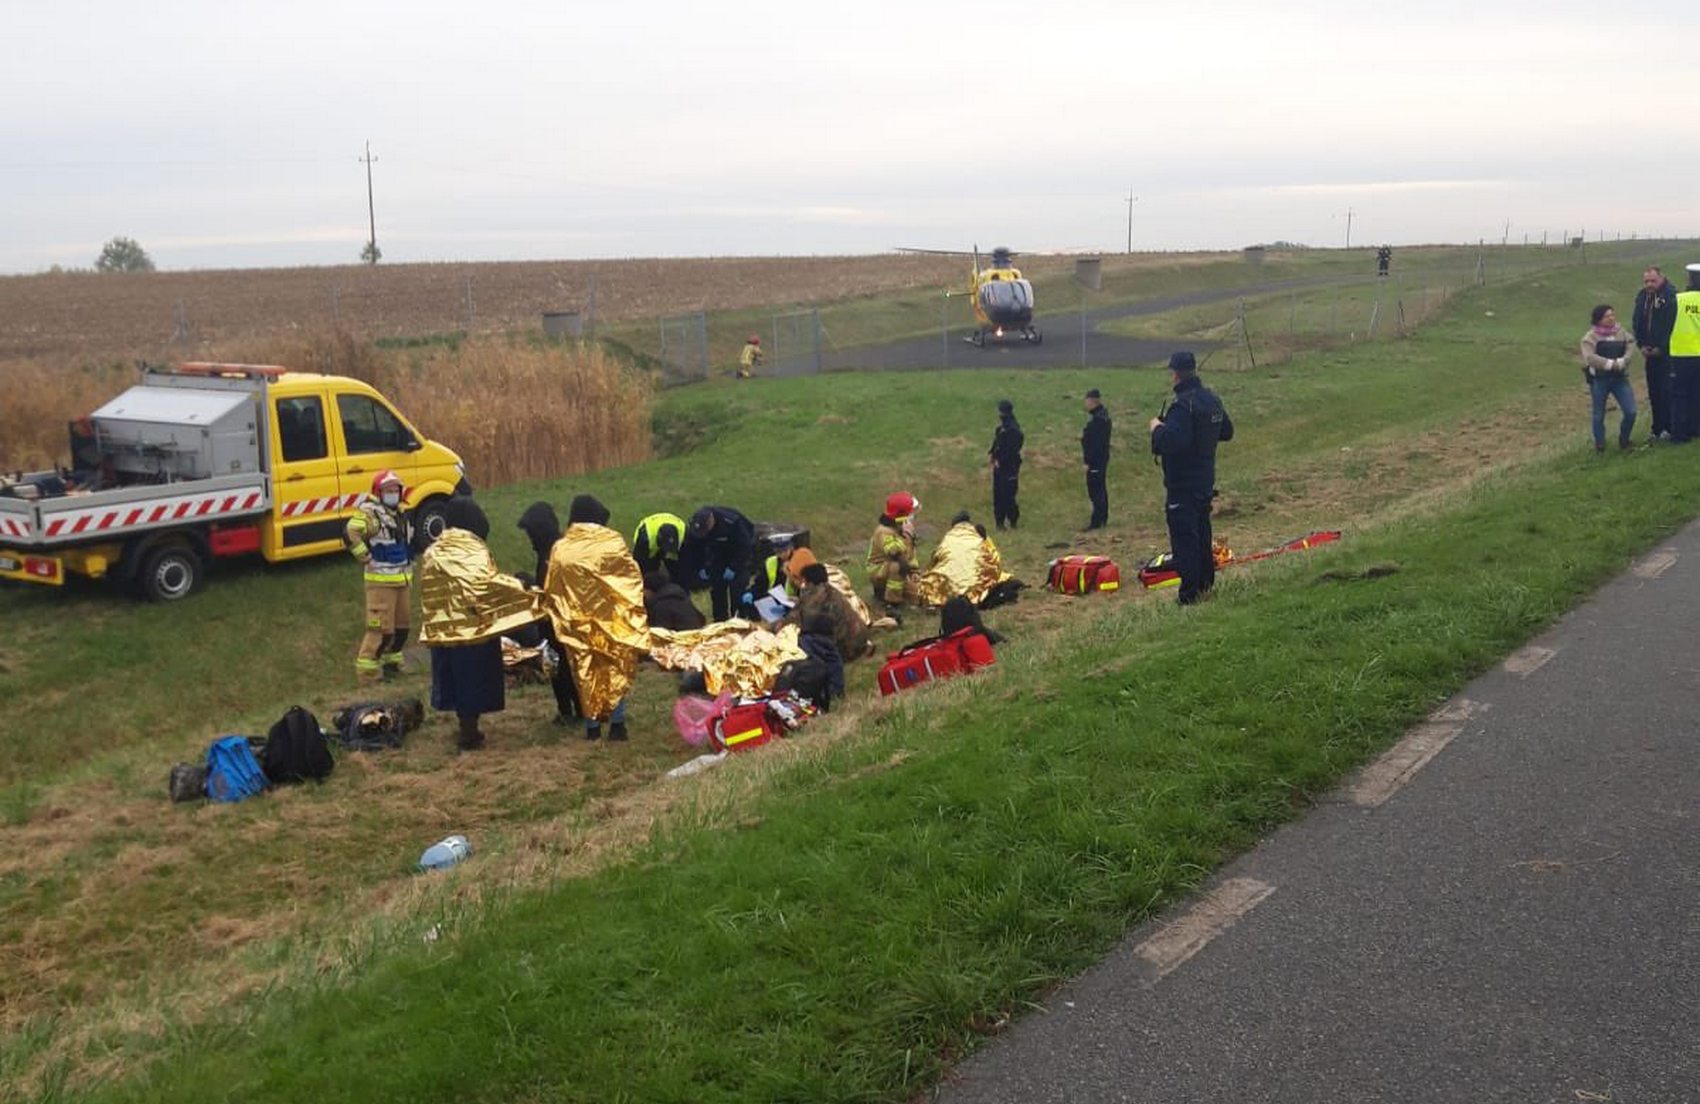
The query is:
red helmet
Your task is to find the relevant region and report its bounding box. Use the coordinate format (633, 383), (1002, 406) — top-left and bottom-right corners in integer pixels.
(748, 334), (761, 346)
(372, 470), (405, 496)
(884, 491), (919, 520)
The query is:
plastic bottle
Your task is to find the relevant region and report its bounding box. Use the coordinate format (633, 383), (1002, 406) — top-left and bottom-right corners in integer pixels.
(418, 834), (473, 871)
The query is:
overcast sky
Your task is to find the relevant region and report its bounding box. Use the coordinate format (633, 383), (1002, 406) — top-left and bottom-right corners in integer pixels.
(4, 0), (1695, 273)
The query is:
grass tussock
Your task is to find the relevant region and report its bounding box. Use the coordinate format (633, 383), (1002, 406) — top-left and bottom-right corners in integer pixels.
(0, 333), (652, 486)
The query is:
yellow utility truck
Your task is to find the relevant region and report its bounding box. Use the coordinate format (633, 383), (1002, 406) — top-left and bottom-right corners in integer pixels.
(0, 363), (469, 600)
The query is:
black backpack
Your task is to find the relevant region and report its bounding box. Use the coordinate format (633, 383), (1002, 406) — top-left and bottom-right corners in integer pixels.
(775, 657), (833, 712)
(261, 705), (335, 784)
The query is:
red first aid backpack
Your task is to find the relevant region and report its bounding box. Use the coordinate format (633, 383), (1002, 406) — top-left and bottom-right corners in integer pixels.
(877, 627), (997, 696)
(1045, 554), (1122, 596)
(711, 701), (780, 753)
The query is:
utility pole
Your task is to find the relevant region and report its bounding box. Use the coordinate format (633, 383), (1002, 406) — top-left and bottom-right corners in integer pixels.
(1125, 189), (1137, 255)
(1345, 207), (1354, 249)
(1503, 219), (1511, 246)
(360, 140), (379, 264)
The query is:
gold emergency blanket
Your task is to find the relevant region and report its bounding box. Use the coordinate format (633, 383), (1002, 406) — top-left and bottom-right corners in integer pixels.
(914, 521), (1013, 607)
(544, 523), (650, 719)
(648, 619), (806, 697)
(419, 529), (543, 645)
(824, 563), (872, 626)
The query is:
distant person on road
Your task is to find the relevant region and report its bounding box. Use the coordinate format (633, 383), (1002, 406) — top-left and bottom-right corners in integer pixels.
(1081, 388), (1112, 530)
(738, 334), (764, 379)
(1580, 304), (1638, 453)
(1149, 351), (1234, 605)
(345, 469), (414, 686)
(1668, 264), (1700, 443)
(989, 398), (1024, 530)
(1634, 267), (1681, 442)
(683, 504), (756, 622)
(1377, 245), (1392, 277)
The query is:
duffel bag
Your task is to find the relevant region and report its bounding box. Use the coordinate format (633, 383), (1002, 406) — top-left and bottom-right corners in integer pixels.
(1045, 554), (1122, 595)
(711, 701), (780, 753)
(877, 627), (995, 695)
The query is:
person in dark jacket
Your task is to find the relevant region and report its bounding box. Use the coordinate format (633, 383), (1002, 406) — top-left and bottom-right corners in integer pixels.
(782, 561), (870, 659)
(1149, 351), (1234, 605)
(516, 501), (561, 585)
(988, 398), (1024, 530)
(1081, 388), (1112, 529)
(1633, 266), (1680, 441)
(682, 505), (756, 622)
(644, 570), (706, 631)
(939, 594), (1004, 645)
(796, 613), (845, 709)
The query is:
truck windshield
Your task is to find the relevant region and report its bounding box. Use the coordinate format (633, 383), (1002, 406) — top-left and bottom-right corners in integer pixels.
(336, 394), (412, 454)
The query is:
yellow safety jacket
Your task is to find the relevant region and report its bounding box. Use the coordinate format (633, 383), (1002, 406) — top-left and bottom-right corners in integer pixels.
(346, 501), (413, 586)
(632, 512), (686, 563)
(740, 343), (763, 372)
(1671, 290), (1700, 357)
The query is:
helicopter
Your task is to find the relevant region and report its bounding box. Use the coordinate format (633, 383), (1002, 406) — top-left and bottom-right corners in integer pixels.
(896, 244), (1042, 347)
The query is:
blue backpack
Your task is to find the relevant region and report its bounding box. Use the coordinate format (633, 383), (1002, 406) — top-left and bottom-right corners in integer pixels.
(205, 736), (268, 803)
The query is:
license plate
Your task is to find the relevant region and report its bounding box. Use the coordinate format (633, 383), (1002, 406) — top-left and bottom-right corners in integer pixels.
(0, 556), (18, 572)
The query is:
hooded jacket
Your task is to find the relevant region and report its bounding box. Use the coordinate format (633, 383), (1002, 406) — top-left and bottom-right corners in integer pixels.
(516, 501), (561, 584)
(643, 571), (707, 632)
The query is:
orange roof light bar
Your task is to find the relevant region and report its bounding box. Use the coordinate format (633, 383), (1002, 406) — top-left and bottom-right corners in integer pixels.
(173, 362), (289, 380)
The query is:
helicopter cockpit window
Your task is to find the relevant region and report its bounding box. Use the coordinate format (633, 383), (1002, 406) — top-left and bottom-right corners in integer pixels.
(979, 278), (1034, 314)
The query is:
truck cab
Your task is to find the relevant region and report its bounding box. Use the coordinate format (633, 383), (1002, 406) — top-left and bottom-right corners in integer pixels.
(0, 363), (469, 599)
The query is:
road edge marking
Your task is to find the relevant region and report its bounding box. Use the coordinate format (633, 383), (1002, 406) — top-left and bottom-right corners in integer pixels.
(1134, 877), (1275, 981)
(1503, 645), (1557, 677)
(1632, 548), (1679, 579)
(1346, 722), (1465, 807)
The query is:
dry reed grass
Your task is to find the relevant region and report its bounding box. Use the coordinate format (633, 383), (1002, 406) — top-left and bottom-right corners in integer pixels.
(0, 332), (652, 485)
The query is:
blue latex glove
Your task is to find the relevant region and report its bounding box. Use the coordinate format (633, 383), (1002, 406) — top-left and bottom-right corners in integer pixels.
(697, 568), (710, 582)
(721, 567), (736, 582)
(739, 591), (754, 606)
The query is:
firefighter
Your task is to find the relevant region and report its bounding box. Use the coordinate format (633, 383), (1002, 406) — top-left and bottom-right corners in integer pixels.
(1148, 351), (1234, 605)
(989, 398), (1024, 529)
(631, 511), (687, 586)
(866, 491), (920, 615)
(345, 470), (415, 684)
(1669, 264), (1700, 444)
(738, 334), (764, 379)
(683, 504), (756, 622)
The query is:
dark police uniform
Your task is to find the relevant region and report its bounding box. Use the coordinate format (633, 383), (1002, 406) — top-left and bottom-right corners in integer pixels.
(682, 505), (756, 622)
(989, 406), (1024, 529)
(1151, 374), (1234, 604)
(1082, 401), (1112, 529)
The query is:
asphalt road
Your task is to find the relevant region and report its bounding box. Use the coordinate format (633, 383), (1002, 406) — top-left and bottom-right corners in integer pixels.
(770, 276), (1361, 376)
(934, 526), (1700, 1103)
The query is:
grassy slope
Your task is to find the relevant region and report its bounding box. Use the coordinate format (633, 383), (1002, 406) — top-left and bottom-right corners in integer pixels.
(6, 250), (1690, 1100)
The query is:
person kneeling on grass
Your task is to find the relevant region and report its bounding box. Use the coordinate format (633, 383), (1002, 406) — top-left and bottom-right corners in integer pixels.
(420, 497), (542, 752)
(1580, 303), (1638, 453)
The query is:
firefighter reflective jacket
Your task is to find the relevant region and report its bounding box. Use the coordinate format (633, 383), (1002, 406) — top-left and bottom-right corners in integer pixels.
(346, 501), (413, 585)
(866, 519), (915, 581)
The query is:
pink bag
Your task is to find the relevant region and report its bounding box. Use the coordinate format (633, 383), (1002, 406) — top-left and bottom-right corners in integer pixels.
(673, 692), (734, 747)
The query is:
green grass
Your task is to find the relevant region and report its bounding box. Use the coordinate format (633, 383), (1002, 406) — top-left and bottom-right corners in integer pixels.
(3, 246), (1694, 1100)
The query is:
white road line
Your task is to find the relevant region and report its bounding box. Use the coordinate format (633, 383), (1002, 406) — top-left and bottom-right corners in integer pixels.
(1632, 548), (1679, 579)
(1346, 722), (1465, 807)
(1429, 697), (1490, 723)
(1134, 877), (1275, 980)
(1503, 646), (1557, 677)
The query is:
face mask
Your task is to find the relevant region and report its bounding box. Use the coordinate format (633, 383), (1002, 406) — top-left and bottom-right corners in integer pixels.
(381, 491), (402, 508)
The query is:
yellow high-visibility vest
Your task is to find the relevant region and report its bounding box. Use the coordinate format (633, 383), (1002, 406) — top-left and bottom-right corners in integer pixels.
(1672, 290), (1700, 357)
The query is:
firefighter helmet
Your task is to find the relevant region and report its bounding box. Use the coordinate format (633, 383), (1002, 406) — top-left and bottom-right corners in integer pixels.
(372, 470), (405, 495)
(747, 334), (760, 346)
(884, 492), (919, 520)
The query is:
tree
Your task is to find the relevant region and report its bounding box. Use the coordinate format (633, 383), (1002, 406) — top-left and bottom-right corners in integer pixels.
(95, 236), (155, 273)
(360, 240), (382, 265)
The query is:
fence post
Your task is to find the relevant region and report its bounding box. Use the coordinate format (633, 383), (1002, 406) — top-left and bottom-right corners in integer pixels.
(941, 292), (950, 370)
(1289, 291), (1296, 334)
(463, 275), (475, 332)
(697, 313), (709, 381)
(812, 307), (823, 374)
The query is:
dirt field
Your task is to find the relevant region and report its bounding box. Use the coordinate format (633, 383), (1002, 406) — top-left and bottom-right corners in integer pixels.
(0, 253), (1079, 363)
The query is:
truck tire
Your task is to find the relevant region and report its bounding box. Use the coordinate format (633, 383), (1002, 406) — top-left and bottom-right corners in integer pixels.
(140, 545), (202, 602)
(413, 497), (451, 549)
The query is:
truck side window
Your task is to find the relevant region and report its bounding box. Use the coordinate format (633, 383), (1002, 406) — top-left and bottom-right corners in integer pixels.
(336, 393), (410, 454)
(276, 397), (328, 462)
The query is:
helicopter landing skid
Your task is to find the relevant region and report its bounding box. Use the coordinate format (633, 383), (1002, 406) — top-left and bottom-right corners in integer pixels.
(965, 326), (1043, 348)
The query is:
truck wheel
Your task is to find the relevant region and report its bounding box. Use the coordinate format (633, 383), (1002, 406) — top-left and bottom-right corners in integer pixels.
(413, 497), (451, 548)
(141, 546), (201, 602)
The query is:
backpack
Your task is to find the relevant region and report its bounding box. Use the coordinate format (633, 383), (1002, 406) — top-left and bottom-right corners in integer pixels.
(168, 761), (208, 803)
(261, 705), (335, 784)
(775, 656), (833, 711)
(330, 698), (421, 752)
(205, 736), (268, 803)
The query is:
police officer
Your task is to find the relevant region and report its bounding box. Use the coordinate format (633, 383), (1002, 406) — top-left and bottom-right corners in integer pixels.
(631, 511), (688, 586)
(682, 505), (756, 622)
(988, 398), (1024, 529)
(1149, 351), (1234, 605)
(1081, 388), (1112, 530)
(1668, 265), (1700, 444)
